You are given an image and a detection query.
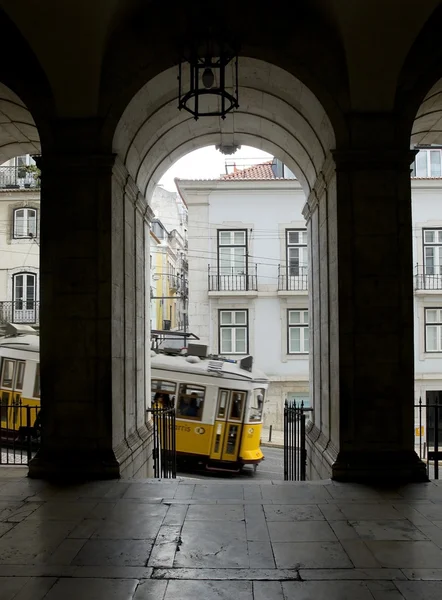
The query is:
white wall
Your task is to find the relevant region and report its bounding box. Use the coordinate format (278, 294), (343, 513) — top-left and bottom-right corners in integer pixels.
(0, 190), (40, 302)
(181, 179), (309, 428)
(412, 181), (442, 380)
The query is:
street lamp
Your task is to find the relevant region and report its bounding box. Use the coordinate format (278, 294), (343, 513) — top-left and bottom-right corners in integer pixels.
(177, 33), (239, 120)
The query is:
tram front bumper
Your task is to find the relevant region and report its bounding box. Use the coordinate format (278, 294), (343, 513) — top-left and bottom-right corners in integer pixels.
(240, 449), (264, 464)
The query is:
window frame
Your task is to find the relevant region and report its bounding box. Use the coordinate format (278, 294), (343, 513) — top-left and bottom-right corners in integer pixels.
(412, 149), (442, 178)
(286, 228), (308, 278)
(287, 309), (309, 355)
(13, 272), (37, 310)
(13, 207), (38, 239)
(1, 359), (15, 389)
(218, 309), (249, 355)
(33, 363), (40, 398)
(422, 228), (442, 276)
(176, 383), (205, 421)
(217, 229), (248, 276)
(425, 308), (442, 353)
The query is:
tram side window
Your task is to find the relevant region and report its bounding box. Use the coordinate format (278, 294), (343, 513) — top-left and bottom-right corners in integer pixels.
(250, 389), (265, 421)
(33, 364), (40, 398)
(151, 379), (176, 408)
(15, 362), (25, 391)
(177, 384), (205, 420)
(1, 360), (15, 389)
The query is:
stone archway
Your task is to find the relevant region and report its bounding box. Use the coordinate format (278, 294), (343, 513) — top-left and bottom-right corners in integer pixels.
(108, 55), (338, 479)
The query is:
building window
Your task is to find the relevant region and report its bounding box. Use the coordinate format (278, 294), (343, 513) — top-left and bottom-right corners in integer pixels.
(425, 308), (442, 352)
(13, 208), (37, 238)
(286, 229), (307, 277)
(13, 273), (37, 323)
(219, 310), (248, 354)
(412, 149), (442, 178)
(288, 309), (309, 354)
(423, 229), (442, 276)
(218, 230), (247, 275)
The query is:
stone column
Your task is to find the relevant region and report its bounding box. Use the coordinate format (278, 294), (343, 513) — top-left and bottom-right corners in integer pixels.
(305, 145), (427, 483)
(29, 142), (153, 479)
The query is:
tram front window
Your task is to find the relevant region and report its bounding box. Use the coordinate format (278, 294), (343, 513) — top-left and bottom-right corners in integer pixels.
(177, 384), (205, 420)
(230, 392), (245, 420)
(250, 389), (265, 421)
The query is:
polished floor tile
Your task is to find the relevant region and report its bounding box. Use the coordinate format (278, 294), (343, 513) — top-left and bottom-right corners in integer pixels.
(43, 578), (138, 600)
(72, 539), (154, 567)
(2, 472), (442, 599)
(272, 541), (353, 569)
(267, 520), (337, 542)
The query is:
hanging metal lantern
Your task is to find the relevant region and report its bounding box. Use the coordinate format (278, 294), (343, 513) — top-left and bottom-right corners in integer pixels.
(178, 35), (239, 120)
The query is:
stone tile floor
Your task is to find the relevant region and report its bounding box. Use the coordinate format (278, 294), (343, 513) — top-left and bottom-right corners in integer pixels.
(1, 468), (442, 598)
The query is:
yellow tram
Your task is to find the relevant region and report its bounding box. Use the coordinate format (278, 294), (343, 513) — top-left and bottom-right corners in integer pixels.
(151, 343), (269, 473)
(0, 325), (40, 437)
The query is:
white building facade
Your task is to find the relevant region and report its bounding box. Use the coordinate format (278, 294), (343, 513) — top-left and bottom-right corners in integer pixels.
(177, 161), (309, 430)
(411, 161), (442, 454)
(178, 153), (442, 436)
(0, 155), (40, 330)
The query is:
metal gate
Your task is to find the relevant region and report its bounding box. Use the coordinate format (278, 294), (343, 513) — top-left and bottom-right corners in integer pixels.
(415, 396), (441, 480)
(283, 400), (308, 481)
(147, 404), (176, 478)
(0, 404), (40, 465)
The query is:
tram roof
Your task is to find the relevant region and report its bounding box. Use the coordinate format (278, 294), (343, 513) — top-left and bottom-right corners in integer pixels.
(0, 333), (39, 353)
(151, 352), (269, 383)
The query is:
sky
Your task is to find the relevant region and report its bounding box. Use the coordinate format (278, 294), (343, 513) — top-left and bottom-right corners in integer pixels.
(158, 145), (272, 192)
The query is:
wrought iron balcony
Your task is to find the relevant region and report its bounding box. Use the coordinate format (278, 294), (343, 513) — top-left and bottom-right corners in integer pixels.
(278, 265), (309, 291)
(414, 265), (442, 290)
(0, 301), (40, 325)
(208, 265), (258, 292)
(0, 166), (40, 189)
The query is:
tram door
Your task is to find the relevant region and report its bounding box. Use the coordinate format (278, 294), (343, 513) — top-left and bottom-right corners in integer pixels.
(210, 389), (246, 462)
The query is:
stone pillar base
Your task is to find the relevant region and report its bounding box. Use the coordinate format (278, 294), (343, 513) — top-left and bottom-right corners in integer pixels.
(332, 450), (429, 483)
(28, 448), (121, 481)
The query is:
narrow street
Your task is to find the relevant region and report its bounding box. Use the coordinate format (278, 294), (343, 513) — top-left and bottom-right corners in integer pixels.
(177, 446), (284, 481)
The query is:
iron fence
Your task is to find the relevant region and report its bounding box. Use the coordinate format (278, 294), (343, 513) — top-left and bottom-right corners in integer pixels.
(0, 166), (39, 189)
(414, 264), (442, 290)
(278, 265), (309, 291)
(283, 400), (311, 480)
(0, 404), (40, 465)
(208, 264), (258, 292)
(415, 397), (441, 480)
(147, 404), (176, 478)
(0, 301), (40, 325)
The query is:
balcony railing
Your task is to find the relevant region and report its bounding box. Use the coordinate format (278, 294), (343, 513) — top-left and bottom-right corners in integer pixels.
(0, 301), (40, 325)
(414, 265), (442, 290)
(208, 265), (258, 292)
(278, 265), (309, 291)
(0, 166), (39, 189)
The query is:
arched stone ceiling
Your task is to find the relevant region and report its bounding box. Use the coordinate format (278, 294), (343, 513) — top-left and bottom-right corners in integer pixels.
(0, 83), (40, 164)
(411, 79), (442, 146)
(113, 58), (335, 198)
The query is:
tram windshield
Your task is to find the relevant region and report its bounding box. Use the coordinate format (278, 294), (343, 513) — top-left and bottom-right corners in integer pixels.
(250, 388), (265, 421)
